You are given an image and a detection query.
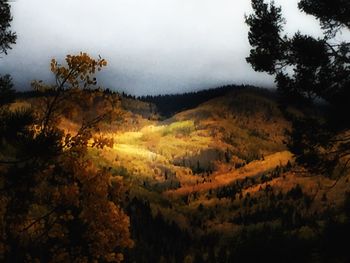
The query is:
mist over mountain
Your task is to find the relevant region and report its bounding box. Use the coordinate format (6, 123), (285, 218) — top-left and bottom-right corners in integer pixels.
(0, 0), (329, 95)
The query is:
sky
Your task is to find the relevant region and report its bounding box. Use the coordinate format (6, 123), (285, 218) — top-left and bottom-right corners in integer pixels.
(0, 0), (334, 95)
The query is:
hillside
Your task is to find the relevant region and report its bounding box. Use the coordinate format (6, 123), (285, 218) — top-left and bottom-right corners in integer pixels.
(11, 87), (350, 262)
(109, 88), (350, 262)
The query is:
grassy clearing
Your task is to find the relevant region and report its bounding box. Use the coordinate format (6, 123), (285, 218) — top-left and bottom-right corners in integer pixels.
(162, 120), (195, 136)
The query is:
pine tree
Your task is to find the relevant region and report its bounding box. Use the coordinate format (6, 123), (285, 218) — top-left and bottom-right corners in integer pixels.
(245, 0), (350, 173)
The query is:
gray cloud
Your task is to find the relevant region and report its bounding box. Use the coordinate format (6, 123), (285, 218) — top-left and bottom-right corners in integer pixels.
(0, 0), (336, 95)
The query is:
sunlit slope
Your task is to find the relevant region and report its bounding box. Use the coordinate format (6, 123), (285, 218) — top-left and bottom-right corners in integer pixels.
(97, 89), (349, 225)
(95, 89), (293, 196)
(173, 89), (290, 155)
(165, 151), (294, 197)
(11, 88), (350, 242)
(19, 88), (349, 237)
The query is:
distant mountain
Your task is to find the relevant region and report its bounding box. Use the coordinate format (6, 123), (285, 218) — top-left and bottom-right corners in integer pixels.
(139, 84), (266, 117)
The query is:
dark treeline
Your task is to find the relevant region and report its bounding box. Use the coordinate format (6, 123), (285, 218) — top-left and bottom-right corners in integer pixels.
(124, 198), (191, 263)
(123, 193), (350, 263)
(138, 84), (272, 117)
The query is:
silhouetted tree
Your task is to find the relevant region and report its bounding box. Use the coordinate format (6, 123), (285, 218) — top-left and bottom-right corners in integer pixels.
(0, 0), (16, 55)
(246, 0), (350, 174)
(0, 0), (16, 106)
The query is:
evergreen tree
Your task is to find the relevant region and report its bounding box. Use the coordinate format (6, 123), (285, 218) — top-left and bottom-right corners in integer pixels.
(246, 0), (350, 173)
(0, 0), (16, 55)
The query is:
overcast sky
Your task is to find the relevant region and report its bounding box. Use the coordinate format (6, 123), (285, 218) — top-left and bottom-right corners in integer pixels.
(0, 0), (336, 95)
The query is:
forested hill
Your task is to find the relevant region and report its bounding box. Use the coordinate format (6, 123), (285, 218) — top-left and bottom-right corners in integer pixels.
(139, 84), (273, 117)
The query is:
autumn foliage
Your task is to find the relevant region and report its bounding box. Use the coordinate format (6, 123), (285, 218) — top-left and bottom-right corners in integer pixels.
(0, 53), (132, 262)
